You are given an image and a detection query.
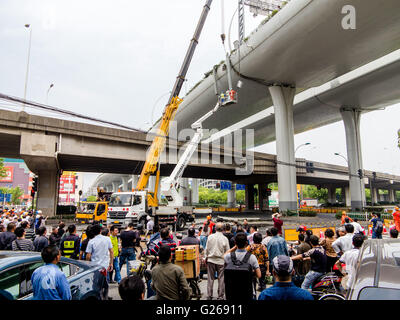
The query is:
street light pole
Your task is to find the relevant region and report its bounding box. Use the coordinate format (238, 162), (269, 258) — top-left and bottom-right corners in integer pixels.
(23, 24), (32, 112)
(295, 142), (311, 155)
(334, 152), (348, 165)
(46, 83), (54, 104)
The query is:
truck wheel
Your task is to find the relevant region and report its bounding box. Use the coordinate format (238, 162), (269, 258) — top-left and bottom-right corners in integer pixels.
(176, 215), (186, 231)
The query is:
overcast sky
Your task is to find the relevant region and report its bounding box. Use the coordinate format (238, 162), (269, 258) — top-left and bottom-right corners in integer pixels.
(1, 1), (399, 192)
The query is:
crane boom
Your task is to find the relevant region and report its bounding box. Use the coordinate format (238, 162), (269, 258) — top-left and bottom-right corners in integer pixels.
(136, 0), (213, 208)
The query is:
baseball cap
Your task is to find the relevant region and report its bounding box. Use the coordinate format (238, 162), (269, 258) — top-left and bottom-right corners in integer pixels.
(272, 255), (294, 276)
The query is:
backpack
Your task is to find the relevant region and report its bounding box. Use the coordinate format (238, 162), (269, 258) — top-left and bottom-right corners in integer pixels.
(374, 220), (384, 234)
(224, 251), (254, 301)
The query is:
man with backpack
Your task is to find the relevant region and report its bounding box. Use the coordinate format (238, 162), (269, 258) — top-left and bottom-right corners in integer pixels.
(369, 213), (384, 239)
(224, 232), (261, 300)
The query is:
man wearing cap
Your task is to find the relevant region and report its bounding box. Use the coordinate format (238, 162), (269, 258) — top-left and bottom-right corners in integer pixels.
(258, 255), (313, 300)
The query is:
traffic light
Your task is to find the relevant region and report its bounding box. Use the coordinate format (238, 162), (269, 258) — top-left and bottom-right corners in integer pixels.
(373, 171), (377, 180)
(30, 189), (35, 198)
(32, 177), (38, 192)
(306, 162), (314, 173)
(358, 169), (363, 179)
(266, 188), (272, 196)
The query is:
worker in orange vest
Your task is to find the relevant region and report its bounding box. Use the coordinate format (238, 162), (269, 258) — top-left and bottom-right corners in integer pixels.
(392, 207), (400, 232)
(203, 215), (215, 235)
(341, 211), (353, 225)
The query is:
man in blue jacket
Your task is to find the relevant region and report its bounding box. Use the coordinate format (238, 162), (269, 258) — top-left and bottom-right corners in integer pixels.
(31, 245), (72, 300)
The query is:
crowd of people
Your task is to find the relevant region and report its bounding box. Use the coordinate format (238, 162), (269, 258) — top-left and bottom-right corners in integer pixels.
(1, 207), (400, 301)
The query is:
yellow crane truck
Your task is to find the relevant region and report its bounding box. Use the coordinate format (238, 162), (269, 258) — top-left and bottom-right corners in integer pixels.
(75, 188), (112, 224)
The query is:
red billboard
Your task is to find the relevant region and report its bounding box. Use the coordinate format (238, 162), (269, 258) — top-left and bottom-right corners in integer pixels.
(0, 167), (13, 182)
(59, 176), (76, 194)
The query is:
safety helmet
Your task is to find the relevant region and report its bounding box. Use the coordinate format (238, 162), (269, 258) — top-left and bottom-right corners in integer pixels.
(207, 215), (212, 220)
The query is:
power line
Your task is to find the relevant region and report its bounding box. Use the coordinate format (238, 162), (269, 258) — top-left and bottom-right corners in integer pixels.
(0, 92), (145, 133)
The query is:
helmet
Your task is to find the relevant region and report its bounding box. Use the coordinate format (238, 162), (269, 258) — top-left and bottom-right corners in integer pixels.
(137, 223), (144, 230)
(342, 211), (346, 215)
(207, 215), (212, 220)
(296, 225), (307, 232)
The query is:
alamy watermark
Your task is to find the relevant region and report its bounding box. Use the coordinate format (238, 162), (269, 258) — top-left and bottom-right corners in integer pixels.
(341, 5), (356, 30)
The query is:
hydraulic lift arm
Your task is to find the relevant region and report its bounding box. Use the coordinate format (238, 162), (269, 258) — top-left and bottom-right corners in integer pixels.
(161, 88), (237, 207)
(135, 0), (213, 208)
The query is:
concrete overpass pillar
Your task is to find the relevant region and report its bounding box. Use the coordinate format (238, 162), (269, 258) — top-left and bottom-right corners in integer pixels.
(344, 186), (351, 208)
(227, 183), (236, 208)
(269, 85), (297, 212)
(131, 175), (138, 190)
(112, 181), (119, 192)
(179, 178), (190, 206)
(371, 187), (378, 205)
(37, 170), (60, 217)
(191, 179), (199, 205)
(121, 176), (129, 192)
(258, 183), (268, 211)
(327, 187), (337, 204)
(341, 108), (366, 211)
(245, 184), (255, 210)
(389, 189), (395, 203)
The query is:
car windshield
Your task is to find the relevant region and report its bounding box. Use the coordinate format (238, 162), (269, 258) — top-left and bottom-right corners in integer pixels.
(80, 203), (96, 213)
(109, 194), (132, 207)
(358, 287), (400, 300)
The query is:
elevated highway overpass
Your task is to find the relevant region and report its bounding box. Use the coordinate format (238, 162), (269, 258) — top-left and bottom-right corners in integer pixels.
(155, 0), (400, 211)
(1, 108), (399, 215)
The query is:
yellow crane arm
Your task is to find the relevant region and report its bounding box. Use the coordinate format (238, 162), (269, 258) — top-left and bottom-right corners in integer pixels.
(136, 96), (183, 206)
(134, 0), (213, 208)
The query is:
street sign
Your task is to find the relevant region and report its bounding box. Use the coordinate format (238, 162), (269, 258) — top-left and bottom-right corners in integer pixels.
(220, 181), (232, 190)
(236, 184), (245, 190)
(0, 194), (12, 202)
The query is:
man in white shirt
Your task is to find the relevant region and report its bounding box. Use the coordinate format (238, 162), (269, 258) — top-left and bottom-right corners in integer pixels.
(262, 228), (273, 247)
(350, 218), (364, 235)
(247, 226), (257, 245)
(335, 234), (364, 290)
(86, 224), (113, 271)
(146, 216), (154, 235)
(332, 224), (355, 256)
(205, 222), (230, 300)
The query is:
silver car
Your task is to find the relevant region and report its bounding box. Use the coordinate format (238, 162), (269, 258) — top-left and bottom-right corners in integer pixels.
(347, 239), (400, 300)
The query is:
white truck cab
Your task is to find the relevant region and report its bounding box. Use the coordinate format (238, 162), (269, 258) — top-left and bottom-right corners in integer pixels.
(107, 190), (195, 231)
(107, 191), (147, 229)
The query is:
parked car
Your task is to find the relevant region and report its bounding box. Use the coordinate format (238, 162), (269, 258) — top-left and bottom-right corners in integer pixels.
(0, 251), (108, 300)
(347, 239), (400, 300)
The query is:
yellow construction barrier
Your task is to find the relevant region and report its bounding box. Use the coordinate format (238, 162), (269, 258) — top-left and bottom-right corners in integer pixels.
(284, 226), (337, 242)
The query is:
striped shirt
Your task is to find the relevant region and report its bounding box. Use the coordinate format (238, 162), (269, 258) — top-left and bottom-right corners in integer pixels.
(155, 238), (177, 257)
(12, 239), (34, 251)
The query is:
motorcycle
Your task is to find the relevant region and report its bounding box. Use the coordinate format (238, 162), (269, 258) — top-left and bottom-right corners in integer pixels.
(311, 264), (346, 300)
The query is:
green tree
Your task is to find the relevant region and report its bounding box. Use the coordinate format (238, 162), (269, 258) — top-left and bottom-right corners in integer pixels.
(302, 185), (328, 203)
(10, 187), (24, 205)
(86, 195), (97, 202)
(0, 158), (7, 179)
